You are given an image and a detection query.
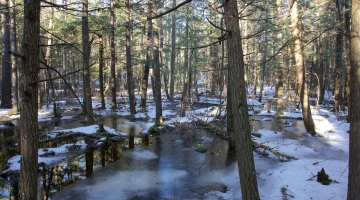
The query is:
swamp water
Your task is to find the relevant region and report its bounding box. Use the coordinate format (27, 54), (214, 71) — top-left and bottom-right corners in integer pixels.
(0, 114), (347, 199)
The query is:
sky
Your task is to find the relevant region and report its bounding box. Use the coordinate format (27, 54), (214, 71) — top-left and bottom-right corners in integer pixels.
(0, 86), (350, 199)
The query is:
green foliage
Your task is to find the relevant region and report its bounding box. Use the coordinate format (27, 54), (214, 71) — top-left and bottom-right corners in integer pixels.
(194, 144), (208, 153)
(317, 168), (337, 185)
(148, 124), (167, 134)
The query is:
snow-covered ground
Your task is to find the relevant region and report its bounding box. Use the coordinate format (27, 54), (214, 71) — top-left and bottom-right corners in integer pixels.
(0, 86), (350, 199)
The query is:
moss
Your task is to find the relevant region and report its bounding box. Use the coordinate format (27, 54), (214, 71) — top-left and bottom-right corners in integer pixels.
(194, 144), (208, 153)
(148, 123), (167, 134)
(317, 168), (333, 185)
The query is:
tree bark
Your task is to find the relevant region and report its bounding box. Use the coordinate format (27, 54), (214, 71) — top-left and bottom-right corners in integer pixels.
(275, 0), (284, 117)
(10, 0), (19, 114)
(169, 0), (176, 102)
(223, 1), (260, 199)
(19, 0), (40, 198)
(141, 14), (152, 111)
(82, 0), (94, 124)
(99, 33), (105, 109)
(344, 0), (351, 121)
(150, 0), (163, 125)
(1, 0), (12, 108)
(110, 0), (117, 109)
(126, 0), (136, 114)
(347, 0), (360, 198)
(291, 0), (315, 134)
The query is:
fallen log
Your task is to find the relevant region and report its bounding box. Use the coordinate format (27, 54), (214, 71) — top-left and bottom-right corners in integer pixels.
(196, 120), (298, 161)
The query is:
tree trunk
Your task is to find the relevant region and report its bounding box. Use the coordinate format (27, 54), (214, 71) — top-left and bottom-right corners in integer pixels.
(224, 1), (260, 199)
(82, 0), (94, 124)
(333, 0), (344, 113)
(150, 0), (163, 125)
(141, 15), (152, 111)
(110, 0), (117, 109)
(169, 0), (176, 102)
(275, 0), (284, 117)
(99, 33), (105, 109)
(126, 0), (136, 114)
(291, 0), (315, 134)
(19, 0), (40, 198)
(258, 31), (268, 103)
(10, 0), (19, 114)
(347, 0), (360, 198)
(1, 0), (12, 108)
(344, 0), (351, 121)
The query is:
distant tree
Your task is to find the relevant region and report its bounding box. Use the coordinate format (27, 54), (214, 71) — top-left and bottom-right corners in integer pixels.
(275, 0), (285, 117)
(1, 0), (12, 108)
(347, 0), (360, 199)
(224, 1), (260, 199)
(10, 0), (19, 114)
(18, 0), (41, 198)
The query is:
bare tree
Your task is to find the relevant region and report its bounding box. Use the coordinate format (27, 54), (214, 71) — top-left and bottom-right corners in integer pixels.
(1, 0), (12, 108)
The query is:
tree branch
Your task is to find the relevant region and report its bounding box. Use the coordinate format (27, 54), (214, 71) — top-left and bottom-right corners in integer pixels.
(147, 0), (193, 20)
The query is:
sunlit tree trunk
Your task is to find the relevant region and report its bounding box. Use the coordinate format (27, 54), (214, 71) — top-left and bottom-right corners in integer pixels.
(19, 0), (40, 198)
(150, 0), (163, 124)
(291, 0), (315, 134)
(224, 1), (260, 199)
(275, 0), (284, 117)
(347, 0), (360, 199)
(344, 0), (351, 121)
(10, 0), (19, 114)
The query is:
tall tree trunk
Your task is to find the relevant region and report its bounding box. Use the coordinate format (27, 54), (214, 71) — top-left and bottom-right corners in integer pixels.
(99, 33), (105, 109)
(19, 0), (40, 198)
(141, 15), (152, 111)
(275, 0), (284, 117)
(169, 0), (176, 102)
(150, 0), (163, 125)
(347, 0), (360, 198)
(82, 0), (94, 124)
(291, 0), (316, 134)
(10, 0), (19, 114)
(126, 0), (136, 114)
(1, 0), (12, 108)
(110, 0), (117, 109)
(180, 9), (190, 117)
(333, 0), (344, 113)
(258, 30), (268, 103)
(344, 0), (351, 121)
(224, 1), (260, 199)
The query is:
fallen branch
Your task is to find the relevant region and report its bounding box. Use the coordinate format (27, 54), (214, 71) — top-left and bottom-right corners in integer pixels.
(196, 120), (298, 161)
(39, 132), (122, 144)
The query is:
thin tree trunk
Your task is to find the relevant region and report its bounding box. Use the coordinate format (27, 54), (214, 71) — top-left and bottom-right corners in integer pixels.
(291, 0), (316, 134)
(110, 0), (117, 109)
(344, 0), (351, 121)
(1, 0), (12, 108)
(82, 0), (94, 124)
(275, 0), (284, 117)
(126, 0), (136, 114)
(333, 0), (344, 113)
(141, 17), (152, 111)
(150, 0), (163, 124)
(347, 0), (360, 198)
(224, 1), (260, 199)
(10, 0), (19, 114)
(99, 33), (105, 109)
(169, 0), (176, 102)
(19, 0), (40, 198)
